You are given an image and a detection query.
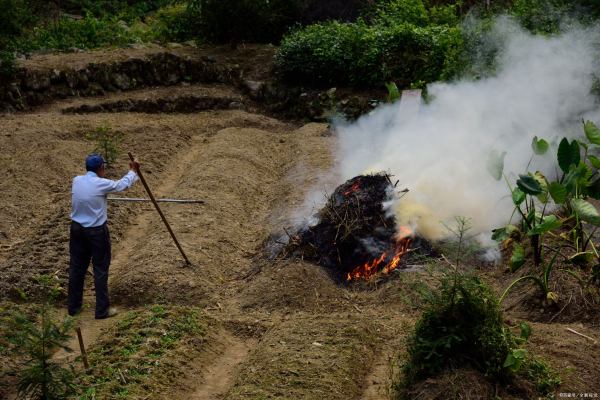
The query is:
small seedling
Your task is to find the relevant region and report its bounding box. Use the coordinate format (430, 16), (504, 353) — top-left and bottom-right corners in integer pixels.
(85, 123), (124, 167)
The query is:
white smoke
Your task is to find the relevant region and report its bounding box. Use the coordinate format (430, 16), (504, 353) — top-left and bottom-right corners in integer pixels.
(334, 18), (600, 241)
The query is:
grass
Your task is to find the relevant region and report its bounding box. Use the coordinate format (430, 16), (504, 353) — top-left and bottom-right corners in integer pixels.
(78, 305), (209, 399)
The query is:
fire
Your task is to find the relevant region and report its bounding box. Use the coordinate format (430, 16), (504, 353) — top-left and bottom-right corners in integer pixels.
(346, 227), (413, 281)
(343, 179), (361, 196)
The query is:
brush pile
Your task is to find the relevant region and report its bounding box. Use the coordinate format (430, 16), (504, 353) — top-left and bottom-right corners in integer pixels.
(288, 173), (428, 280)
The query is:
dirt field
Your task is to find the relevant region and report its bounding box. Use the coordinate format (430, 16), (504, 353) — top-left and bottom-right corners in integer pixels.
(1, 47), (599, 400)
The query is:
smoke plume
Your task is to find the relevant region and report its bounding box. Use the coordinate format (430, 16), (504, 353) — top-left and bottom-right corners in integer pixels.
(334, 18), (600, 241)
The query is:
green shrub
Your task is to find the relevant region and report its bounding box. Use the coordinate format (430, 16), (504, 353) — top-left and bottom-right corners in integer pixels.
(511, 0), (568, 34)
(276, 21), (464, 88)
(428, 4), (460, 26)
(398, 272), (560, 396)
(372, 0), (430, 26)
(402, 274), (515, 385)
(13, 15), (139, 52)
(146, 3), (197, 42)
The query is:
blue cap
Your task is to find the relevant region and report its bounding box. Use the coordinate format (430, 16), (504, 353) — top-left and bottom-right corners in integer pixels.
(85, 153), (106, 172)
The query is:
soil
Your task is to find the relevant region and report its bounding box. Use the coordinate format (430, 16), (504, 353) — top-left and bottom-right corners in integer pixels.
(1, 45), (599, 400)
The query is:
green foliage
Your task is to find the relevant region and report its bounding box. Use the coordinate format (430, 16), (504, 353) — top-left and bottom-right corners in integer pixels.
(399, 270), (559, 396)
(372, 0), (429, 26)
(62, 0), (174, 22)
(500, 248), (562, 304)
(1, 275), (77, 400)
(531, 136), (549, 155)
(428, 4), (460, 26)
(495, 121), (600, 273)
(511, 0), (576, 34)
(276, 21), (463, 88)
(12, 15), (140, 52)
(145, 3), (197, 43)
(510, 243), (526, 272)
(401, 273), (516, 385)
(85, 123), (124, 167)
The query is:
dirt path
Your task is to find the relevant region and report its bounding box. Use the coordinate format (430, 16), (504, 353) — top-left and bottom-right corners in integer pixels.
(190, 333), (257, 400)
(361, 352), (394, 400)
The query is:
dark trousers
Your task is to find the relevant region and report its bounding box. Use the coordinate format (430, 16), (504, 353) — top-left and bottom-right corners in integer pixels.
(68, 221), (111, 319)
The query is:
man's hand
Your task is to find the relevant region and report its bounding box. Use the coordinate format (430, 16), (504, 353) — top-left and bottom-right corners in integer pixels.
(129, 159), (140, 173)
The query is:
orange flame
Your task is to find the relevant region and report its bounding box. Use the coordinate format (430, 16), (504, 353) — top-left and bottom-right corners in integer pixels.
(343, 180), (361, 196)
(346, 226), (414, 281)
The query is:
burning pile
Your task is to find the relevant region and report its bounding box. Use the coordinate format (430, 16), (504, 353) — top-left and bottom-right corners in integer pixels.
(288, 173), (429, 281)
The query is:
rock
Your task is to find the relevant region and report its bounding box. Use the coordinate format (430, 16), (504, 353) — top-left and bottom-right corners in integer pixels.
(22, 71), (51, 91)
(243, 80), (264, 99)
(112, 73), (131, 90)
(229, 101), (242, 109)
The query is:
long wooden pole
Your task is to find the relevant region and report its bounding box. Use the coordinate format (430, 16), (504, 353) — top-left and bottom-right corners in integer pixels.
(76, 326), (89, 370)
(128, 152), (191, 265)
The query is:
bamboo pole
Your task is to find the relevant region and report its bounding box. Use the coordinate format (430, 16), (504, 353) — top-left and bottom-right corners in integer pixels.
(76, 326), (89, 370)
(127, 152), (191, 265)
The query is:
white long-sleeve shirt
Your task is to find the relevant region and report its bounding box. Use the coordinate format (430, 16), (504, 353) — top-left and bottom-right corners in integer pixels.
(71, 170), (139, 227)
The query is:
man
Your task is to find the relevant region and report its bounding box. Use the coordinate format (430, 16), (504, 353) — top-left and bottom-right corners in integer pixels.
(68, 154), (140, 319)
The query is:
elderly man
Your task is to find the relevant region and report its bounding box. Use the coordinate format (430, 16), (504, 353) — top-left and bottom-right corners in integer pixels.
(68, 154), (140, 319)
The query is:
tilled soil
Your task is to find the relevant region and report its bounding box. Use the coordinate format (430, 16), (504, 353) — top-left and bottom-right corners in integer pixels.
(1, 48), (599, 400)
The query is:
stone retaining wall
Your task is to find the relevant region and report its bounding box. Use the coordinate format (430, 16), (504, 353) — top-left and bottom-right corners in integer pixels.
(0, 52), (240, 112)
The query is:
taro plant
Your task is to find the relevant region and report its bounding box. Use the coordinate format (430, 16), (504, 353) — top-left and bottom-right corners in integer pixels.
(494, 121), (600, 268)
(493, 120), (600, 303)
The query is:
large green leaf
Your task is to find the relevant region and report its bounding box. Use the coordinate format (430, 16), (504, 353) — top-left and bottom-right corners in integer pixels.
(510, 244), (525, 272)
(492, 225), (519, 242)
(588, 155), (600, 169)
(533, 172), (549, 203)
(548, 182), (567, 204)
(512, 188), (526, 205)
(571, 198), (600, 226)
(486, 149), (506, 181)
(527, 215), (562, 236)
(516, 174), (542, 195)
(519, 322), (531, 341)
(531, 136), (549, 155)
(584, 121), (600, 146)
(557, 138), (580, 173)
